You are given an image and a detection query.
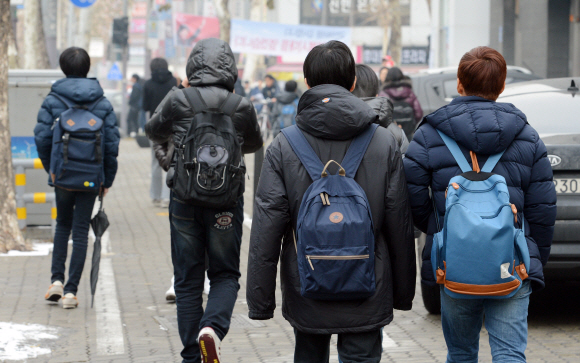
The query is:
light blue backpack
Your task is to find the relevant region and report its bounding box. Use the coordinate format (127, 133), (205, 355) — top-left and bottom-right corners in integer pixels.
(431, 130), (530, 299)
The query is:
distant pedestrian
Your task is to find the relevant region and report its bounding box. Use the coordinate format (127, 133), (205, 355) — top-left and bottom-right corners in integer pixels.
(246, 41), (416, 363)
(142, 58), (176, 207)
(270, 80), (299, 137)
(127, 74), (144, 137)
(145, 38), (262, 363)
(404, 46), (557, 362)
(262, 74), (279, 100)
(379, 66), (423, 140)
(353, 64), (409, 154)
(35, 47), (120, 309)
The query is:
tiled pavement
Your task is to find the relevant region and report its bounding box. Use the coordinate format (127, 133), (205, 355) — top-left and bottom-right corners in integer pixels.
(1, 139), (579, 363)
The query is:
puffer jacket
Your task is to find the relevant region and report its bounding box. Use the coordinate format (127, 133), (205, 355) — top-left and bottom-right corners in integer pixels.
(142, 69), (176, 115)
(34, 77), (120, 188)
(379, 79), (423, 122)
(404, 96), (557, 290)
(362, 97), (409, 154)
(246, 84), (416, 334)
(145, 38), (263, 155)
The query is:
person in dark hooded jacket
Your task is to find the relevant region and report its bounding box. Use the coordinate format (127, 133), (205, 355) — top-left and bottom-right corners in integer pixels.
(142, 58), (177, 116)
(270, 80), (300, 137)
(145, 38), (262, 363)
(404, 47), (556, 362)
(34, 47), (120, 309)
(379, 66), (423, 123)
(246, 41), (415, 362)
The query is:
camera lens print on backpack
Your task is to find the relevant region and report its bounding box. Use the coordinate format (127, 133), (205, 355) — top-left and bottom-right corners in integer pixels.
(431, 130), (531, 299)
(281, 124), (378, 301)
(172, 87), (246, 209)
(49, 93), (106, 192)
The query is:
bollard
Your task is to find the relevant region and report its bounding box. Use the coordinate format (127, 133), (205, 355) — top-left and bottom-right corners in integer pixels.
(12, 158), (56, 236)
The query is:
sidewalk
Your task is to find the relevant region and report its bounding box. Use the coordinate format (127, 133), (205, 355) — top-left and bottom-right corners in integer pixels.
(0, 139), (579, 363)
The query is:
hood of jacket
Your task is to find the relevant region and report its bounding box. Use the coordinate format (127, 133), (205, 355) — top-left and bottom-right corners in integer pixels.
(424, 96), (528, 155)
(186, 38), (237, 92)
(151, 69), (174, 84)
(277, 90), (299, 105)
(381, 81), (414, 100)
(295, 84), (378, 141)
(51, 77), (104, 103)
(361, 96), (393, 128)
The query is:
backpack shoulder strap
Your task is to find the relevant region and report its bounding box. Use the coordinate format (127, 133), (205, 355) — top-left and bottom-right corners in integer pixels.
(182, 87), (208, 114)
(220, 93), (243, 117)
(281, 125), (325, 182)
(340, 124), (379, 178)
(88, 97), (105, 112)
(481, 150), (507, 173)
(48, 93), (75, 109)
(436, 129), (472, 173)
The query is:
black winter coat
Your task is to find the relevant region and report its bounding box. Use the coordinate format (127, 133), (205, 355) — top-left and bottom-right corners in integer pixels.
(246, 84), (416, 334)
(142, 69), (176, 115)
(362, 97), (409, 154)
(145, 38), (263, 155)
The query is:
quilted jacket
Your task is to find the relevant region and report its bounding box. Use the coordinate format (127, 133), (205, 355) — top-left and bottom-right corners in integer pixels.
(404, 96), (557, 290)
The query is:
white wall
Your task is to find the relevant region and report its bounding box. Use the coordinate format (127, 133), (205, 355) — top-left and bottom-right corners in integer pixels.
(402, 0), (432, 46)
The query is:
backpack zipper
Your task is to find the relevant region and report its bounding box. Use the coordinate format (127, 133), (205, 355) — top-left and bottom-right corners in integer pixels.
(306, 254), (370, 270)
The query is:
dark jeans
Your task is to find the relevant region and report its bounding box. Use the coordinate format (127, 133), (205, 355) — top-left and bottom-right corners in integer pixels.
(51, 187), (98, 295)
(127, 106), (140, 134)
(294, 329), (382, 363)
(170, 195), (244, 363)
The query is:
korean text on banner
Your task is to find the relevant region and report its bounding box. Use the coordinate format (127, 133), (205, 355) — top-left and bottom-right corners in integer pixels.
(230, 20), (352, 58)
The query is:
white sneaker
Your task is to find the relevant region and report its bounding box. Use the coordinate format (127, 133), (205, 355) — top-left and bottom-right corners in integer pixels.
(62, 293), (78, 309)
(45, 281), (63, 302)
(203, 272), (210, 295)
(129, 131), (137, 138)
(166, 276), (176, 302)
(198, 327), (221, 363)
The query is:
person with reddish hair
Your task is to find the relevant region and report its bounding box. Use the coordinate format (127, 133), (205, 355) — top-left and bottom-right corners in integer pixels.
(404, 46), (556, 362)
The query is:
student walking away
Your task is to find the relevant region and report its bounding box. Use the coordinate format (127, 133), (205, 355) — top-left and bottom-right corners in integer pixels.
(34, 47), (120, 309)
(145, 38), (262, 363)
(352, 64), (409, 154)
(246, 41), (416, 363)
(270, 80), (300, 137)
(379, 67), (423, 140)
(142, 58), (176, 207)
(127, 74), (144, 137)
(404, 47), (557, 362)
(262, 74), (279, 100)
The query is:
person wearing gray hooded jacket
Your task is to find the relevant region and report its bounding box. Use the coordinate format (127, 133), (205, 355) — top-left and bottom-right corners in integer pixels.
(146, 38), (262, 363)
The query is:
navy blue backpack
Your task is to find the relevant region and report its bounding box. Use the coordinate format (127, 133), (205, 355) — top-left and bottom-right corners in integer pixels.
(431, 130), (530, 299)
(281, 124), (378, 301)
(49, 93), (106, 192)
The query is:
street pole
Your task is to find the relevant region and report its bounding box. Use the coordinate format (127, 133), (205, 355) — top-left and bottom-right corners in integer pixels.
(144, 0), (152, 79)
(120, 0), (129, 136)
(67, 1), (73, 47)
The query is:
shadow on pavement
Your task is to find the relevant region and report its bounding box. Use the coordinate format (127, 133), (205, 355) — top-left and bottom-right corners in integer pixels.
(528, 280), (580, 323)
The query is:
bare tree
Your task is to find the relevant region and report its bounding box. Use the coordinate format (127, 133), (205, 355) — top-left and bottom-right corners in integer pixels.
(366, 0), (403, 65)
(23, 0), (50, 68)
(0, 0), (26, 253)
(214, 0), (231, 43)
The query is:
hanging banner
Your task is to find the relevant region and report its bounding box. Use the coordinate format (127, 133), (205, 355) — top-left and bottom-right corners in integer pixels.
(173, 14), (220, 48)
(230, 19), (352, 57)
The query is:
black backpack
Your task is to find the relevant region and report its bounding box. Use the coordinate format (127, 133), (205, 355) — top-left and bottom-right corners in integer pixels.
(391, 99), (416, 140)
(172, 87), (245, 209)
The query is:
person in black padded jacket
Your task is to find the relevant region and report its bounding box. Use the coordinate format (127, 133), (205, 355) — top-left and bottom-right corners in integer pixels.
(145, 38), (262, 363)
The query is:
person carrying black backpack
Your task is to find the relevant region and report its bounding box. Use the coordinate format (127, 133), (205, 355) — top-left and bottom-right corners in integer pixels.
(34, 47), (120, 309)
(145, 38), (262, 363)
(270, 80), (300, 137)
(246, 41), (415, 363)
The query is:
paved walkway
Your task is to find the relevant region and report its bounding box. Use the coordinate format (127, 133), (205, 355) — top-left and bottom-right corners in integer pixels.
(1, 139), (579, 363)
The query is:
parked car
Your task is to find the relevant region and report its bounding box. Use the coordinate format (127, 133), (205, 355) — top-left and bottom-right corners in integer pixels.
(417, 77), (579, 314)
(410, 66), (542, 117)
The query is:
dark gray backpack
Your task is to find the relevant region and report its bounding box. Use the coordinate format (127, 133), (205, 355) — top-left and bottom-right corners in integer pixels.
(172, 87), (245, 208)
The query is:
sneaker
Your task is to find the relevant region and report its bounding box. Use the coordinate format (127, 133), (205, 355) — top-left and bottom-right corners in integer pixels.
(62, 293), (78, 309)
(198, 327), (221, 363)
(129, 131), (137, 138)
(165, 285), (176, 302)
(44, 281), (63, 302)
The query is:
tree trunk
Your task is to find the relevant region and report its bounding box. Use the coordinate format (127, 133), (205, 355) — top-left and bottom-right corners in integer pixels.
(388, 0), (402, 65)
(214, 0), (231, 43)
(242, 0), (265, 82)
(8, 20), (20, 68)
(0, 0), (27, 253)
(23, 0), (50, 69)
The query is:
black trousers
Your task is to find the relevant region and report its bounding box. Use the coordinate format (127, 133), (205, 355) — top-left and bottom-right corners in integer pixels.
(294, 329), (382, 363)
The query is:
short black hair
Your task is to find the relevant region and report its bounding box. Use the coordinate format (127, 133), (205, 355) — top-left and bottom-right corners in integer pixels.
(59, 47), (90, 77)
(386, 67), (404, 82)
(303, 41), (355, 90)
(150, 58), (168, 72)
(353, 64), (380, 98)
(285, 80), (298, 92)
(131, 74), (140, 80)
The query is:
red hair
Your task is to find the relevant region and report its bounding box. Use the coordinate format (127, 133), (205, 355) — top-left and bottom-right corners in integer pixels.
(458, 47), (507, 100)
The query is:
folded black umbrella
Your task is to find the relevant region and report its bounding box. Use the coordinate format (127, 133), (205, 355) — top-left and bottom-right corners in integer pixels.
(90, 193), (109, 308)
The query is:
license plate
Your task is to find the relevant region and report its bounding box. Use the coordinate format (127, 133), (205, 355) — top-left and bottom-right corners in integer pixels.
(553, 178), (580, 194)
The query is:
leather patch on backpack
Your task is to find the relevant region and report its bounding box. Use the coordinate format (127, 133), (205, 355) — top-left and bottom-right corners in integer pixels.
(88, 119), (97, 127)
(67, 119), (75, 126)
(329, 212), (343, 223)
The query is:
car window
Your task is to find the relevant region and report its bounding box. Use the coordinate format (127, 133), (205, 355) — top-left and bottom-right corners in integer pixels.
(499, 92), (580, 136)
(443, 79), (459, 99)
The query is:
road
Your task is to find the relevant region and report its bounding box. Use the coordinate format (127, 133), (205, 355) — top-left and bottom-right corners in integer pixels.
(0, 139), (579, 363)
